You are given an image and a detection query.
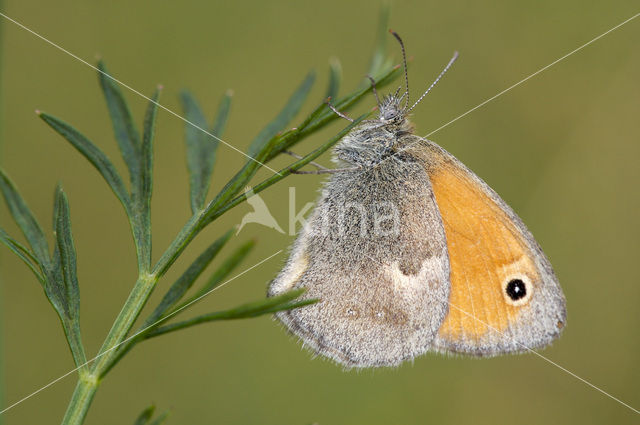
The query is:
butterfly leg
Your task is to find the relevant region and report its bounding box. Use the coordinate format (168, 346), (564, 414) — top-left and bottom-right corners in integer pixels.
(366, 75), (382, 109)
(325, 97), (354, 122)
(289, 167), (359, 175)
(283, 150), (359, 174)
(282, 150), (329, 171)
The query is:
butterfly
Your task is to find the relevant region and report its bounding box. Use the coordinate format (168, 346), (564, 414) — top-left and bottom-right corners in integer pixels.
(268, 31), (566, 367)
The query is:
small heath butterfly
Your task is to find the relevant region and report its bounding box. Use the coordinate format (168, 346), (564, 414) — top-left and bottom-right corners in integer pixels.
(268, 32), (566, 367)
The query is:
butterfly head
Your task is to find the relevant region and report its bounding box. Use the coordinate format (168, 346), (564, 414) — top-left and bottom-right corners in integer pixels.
(378, 93), (406, 123)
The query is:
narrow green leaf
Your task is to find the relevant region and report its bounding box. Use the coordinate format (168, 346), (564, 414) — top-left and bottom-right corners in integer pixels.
(97, 61), (142, 190)
(181, 91), (208, 212)
(143, 228), (235, 326)
(211, 90), (232, 139)
(50, 235), (65, 311)
(0, 228), (44, 283)
(176, 239), (255, 309)
(50, 187), (66, 313)
(54, 185), (87, 367)
(38, 112), (131, 213)
(325, 57), (342, 100)
(0, 169), (50, 264)
(141, 87), (160, 211)
(135, 86), (161, 271)
(54, 185), (80, 318)
(31, 186), (69, 327)
(181, 90), (232, 213)
(133, 404), (155, 425)
(247, 71), (315, 158)
(146, 289), (316, 339)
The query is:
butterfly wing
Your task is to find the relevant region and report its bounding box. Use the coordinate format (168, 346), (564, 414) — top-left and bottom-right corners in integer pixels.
(416, 140), (566, 356)
(269, 161), (451, 367)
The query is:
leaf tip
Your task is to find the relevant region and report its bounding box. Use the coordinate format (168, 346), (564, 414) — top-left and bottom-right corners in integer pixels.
(225, 89), (234, 97)
(35, 109), (41, 116)
(96, 59), (108, 74)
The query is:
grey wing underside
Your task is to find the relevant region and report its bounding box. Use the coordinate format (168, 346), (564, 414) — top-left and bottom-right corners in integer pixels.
(268, 162), (451, 367)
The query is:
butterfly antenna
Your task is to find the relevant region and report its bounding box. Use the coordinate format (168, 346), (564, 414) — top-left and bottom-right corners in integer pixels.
(390, 30), (410, 110)
(366, 75), (382, 109)
(407, 51), (459, 114)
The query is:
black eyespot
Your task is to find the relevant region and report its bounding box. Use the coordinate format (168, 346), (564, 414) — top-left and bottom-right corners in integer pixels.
(506, 279), (527, 301)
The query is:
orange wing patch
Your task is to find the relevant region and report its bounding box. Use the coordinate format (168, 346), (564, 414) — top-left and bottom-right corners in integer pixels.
(429, 163), (539, 344)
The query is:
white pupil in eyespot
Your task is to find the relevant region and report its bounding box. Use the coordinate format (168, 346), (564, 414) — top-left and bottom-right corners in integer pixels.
(506, 279), (527, 301)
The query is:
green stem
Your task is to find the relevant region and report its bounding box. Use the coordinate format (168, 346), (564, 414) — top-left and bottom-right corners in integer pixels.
(57, 57), (397, 425)
(62, 319), (87, 370)
(62, 212), (207, 422)
(90, 275), (156, 375)
(152, 212), (204, 278)
(95, 213), (206, 378)
(58, 115), (366, 423)
(60, 274), (156, 423)
(60, 372), (99, 425)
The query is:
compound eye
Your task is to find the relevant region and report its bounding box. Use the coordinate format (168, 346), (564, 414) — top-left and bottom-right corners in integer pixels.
(502, 276), (533, 306)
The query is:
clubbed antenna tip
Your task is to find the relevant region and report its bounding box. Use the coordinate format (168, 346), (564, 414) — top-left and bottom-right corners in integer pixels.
(389, 30), (410, 110)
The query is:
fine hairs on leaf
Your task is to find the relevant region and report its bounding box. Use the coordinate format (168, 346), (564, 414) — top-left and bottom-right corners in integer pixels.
(0, 5), (398, 423)
(181, 90), (232, 214)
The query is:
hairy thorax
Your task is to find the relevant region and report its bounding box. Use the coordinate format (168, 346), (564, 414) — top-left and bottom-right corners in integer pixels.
(333, 118), (416, 168)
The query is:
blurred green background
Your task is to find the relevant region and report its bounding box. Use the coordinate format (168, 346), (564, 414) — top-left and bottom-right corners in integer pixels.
(1, 1), (639, 424)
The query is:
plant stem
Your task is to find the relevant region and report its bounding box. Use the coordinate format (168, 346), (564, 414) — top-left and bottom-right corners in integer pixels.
(53, 50), (397, 423)
(60, 275), (156, 423)
(152, 212), (204, 279)
(61, 213), (206, 422)
(60, 372), (99, 425)
(90, 275), (156, 375)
